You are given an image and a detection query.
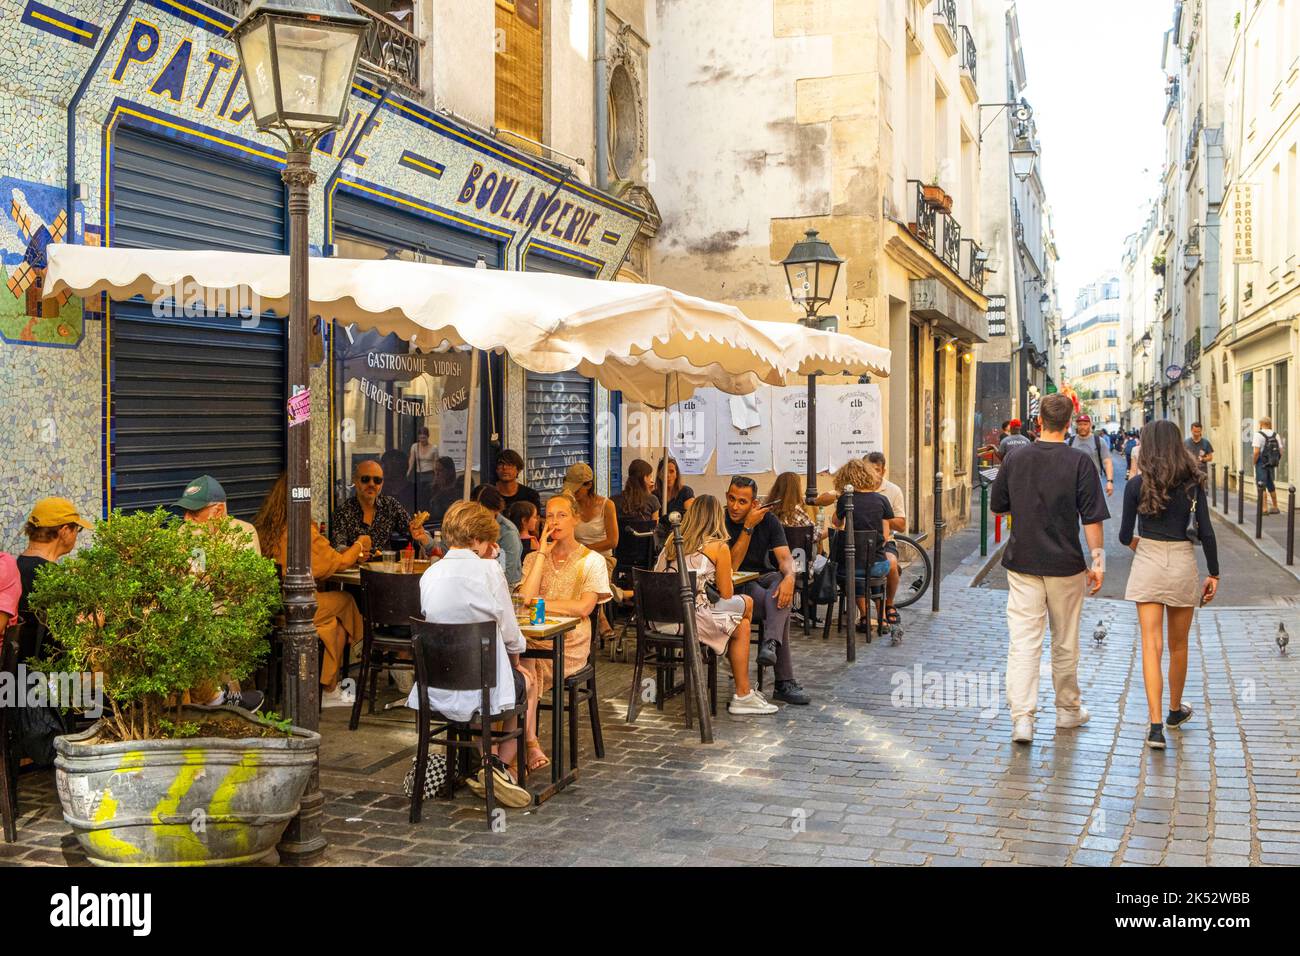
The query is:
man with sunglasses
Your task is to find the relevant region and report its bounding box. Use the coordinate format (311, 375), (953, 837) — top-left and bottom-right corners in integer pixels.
(332, 459), (434, 556)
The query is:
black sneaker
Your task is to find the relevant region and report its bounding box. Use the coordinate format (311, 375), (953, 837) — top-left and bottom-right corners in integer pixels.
(756, 639), (779, 667)
(772, 680), (810, 705)
(1146, 724), (1166, 749)
(1166, 703), (1193, 728)
(224, 689), (265, 713)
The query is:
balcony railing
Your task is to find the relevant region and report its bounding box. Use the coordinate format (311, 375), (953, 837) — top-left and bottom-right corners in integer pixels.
(1184, 106), (1202, 169)
(904, 180), (985, 295)
(1184, 329), (1202, 366)
(1164, 75), (1179, 118)
(962, 239), (986, 293)
(939, 212), (961, 272)
(960, 25), (977, 83)
(206, 0), (423, 93)
(907, 179), (938, 252)
(933, 0), (958, 48)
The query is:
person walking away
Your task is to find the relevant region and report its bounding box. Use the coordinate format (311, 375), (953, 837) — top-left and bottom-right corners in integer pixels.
(1252, 416), (1284, 514)
(652, 495), (775, 715)
(1119, 420), (1218, 750)
(990, 393), (1109, 744)
(1124, 430), (1140, 478)
(1067, 414), (1115, 498)
(996, 419), (1031, 463)
(1184, 422), (1214, 476)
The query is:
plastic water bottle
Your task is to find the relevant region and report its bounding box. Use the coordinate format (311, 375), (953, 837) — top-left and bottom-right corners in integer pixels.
(532, 597), (546, 627)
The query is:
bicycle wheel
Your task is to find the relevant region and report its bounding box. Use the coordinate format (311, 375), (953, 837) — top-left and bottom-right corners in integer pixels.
(891, 534), (932, 609)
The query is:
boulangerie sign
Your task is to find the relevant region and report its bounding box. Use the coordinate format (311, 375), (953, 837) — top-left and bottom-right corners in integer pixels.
(715, 386), (772, 475)
(826, 384), (883, 469)
(771, 385), (831, 474)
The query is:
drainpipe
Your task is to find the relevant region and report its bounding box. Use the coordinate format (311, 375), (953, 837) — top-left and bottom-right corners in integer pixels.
(67, 0), (137, 240)
(594, 0), (608, 190)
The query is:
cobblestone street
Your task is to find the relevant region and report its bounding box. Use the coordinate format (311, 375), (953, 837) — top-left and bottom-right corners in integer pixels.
(6, 580), (1297, 868)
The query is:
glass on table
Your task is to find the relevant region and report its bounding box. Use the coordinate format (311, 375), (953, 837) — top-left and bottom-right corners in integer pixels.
(381, 550), (397, 572)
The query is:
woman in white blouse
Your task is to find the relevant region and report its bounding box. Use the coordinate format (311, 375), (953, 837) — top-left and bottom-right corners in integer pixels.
(405, 500), (534, 807)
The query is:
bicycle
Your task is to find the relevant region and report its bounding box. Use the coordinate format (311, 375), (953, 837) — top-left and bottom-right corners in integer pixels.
(890, 532), (933, 609)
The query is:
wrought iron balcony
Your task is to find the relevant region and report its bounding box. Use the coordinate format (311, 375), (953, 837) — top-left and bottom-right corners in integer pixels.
(933, 0), (958, 52)
(962, 239), (986, 293)
(1164, 75), (1180, 119)
(960, 25), (977, 83)
(907, 179), (937, 252)
(1184, 106), (1202, 169)
(207, 0), (423, 93)
(939, 212), (961, 273)
(1184, 329), (1202, 366)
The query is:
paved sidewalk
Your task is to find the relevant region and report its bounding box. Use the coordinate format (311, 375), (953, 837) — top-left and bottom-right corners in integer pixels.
(1207, 485), (1299, 588)
(4, 585), (1296, 867)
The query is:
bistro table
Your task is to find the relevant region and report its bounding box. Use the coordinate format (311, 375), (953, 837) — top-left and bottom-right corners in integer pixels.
(517, 614), (580, 804)
(732, 570), (759, 587)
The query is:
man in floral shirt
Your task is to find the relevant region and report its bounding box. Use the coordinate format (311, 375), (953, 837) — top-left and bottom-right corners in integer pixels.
(332, 458), (434, 555)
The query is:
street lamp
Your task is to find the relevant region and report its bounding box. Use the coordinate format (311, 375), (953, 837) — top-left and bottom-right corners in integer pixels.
(781, 229), (843, 504)
(1062, 335), (1071, 358)
(1009, 141), (1038, 182)
(230, 0), (368, 865)
(1140, 329), (1152, 357)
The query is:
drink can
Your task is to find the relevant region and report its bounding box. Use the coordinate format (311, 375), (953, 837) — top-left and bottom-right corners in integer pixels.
(531, 597), (546, 627)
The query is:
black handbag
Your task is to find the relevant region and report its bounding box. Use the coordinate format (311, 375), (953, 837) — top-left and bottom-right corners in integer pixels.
(1185, 484), (1200, 544)
(812, 558), (839, 605)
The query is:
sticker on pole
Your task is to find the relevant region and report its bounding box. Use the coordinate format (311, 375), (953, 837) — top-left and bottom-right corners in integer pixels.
(288, 387), (311, 427)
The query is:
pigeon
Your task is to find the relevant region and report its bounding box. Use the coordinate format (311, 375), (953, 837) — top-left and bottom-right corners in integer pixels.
(1093, 620), (1107, 646)
(1278, 623), (1289, 655)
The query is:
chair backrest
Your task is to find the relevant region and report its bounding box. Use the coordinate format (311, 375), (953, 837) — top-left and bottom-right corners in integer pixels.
(830, 528), (882, 568)
(408, 618), (498, 693)
(360, 566), (424, 628)
(779, 525), (815, 575)
(614, 517), (658, 573)
(632, 568), (696, 629)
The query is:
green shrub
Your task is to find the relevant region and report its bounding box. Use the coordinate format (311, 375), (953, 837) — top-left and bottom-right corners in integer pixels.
(29, 508), (281, 741)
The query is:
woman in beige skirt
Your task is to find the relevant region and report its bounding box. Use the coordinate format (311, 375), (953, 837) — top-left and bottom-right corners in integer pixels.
(1119, 421), (1219, 750)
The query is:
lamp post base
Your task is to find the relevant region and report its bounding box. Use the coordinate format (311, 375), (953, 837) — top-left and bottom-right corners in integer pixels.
(277, 764), (328, 865)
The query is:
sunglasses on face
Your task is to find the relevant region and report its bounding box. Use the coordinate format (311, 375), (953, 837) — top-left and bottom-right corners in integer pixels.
(358, 475), (383, 485)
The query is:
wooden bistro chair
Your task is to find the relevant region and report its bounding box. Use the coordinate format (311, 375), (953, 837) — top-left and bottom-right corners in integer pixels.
(408, 619), (527, 828)
(535, 626), (606, 772)
(608, 517), (659, 660)
(1, 626), (20, 843)
(822, 529), (887, 644)
(349, 567), (422, 730)
(776, 524), (817, 634)
(628, 569), (718, 725)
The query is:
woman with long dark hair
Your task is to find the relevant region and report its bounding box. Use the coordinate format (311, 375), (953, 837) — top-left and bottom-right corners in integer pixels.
(1119, 420), (1219, 750)
(614, 458), (660, 522)
(653, 457), (693, 530)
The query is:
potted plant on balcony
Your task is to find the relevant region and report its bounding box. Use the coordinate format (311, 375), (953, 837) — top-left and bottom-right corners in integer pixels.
(1151, 253), (1166, 276)
(922, 176), (951, 213)
(29, 508), (311, 867)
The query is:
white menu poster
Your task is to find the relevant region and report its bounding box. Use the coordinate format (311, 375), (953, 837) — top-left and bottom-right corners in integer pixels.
(667, 389), (718, 474)
(771, 384), (832, 474)
(439, 408), (469, 470)
(826, 384), (883, 469)
(715, 386), (773, 475)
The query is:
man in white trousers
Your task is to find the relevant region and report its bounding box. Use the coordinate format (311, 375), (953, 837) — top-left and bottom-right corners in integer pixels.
(990, 392), (1109, 744)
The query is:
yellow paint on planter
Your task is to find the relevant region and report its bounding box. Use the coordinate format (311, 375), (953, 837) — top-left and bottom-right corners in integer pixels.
(209, 751), (262, 858)
(150, 749), (210, 862)
(88, 788), (141, 861)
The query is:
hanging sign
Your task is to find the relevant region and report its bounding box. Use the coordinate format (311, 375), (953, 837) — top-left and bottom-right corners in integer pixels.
(772, 385), (831, 474)
(1232, 182), (1256, 263)
(715, 387), (772, 475)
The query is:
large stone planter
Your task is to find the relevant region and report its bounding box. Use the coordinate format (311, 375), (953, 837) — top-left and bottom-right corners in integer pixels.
(54, 706), (320, 867)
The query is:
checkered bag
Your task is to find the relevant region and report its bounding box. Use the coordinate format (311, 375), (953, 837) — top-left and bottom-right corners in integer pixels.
(402, 754), (449, 800)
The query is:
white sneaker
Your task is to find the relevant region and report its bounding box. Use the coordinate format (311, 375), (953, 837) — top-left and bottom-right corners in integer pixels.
(728, 689), (778, 716)
(1056, 705), (1090, 729)
(322, 682), (356, 708)
(1011, 716), (1034, 744)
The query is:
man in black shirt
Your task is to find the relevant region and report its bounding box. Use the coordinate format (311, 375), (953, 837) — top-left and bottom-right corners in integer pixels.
(724, 477), (810, 706)
(996, 418), (1031, 462)
(990, 393), (1109, 745)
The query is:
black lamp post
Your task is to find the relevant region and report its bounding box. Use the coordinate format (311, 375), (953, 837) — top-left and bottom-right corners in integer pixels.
(230, 0), (368, 865)
(781, 229), (844, 504)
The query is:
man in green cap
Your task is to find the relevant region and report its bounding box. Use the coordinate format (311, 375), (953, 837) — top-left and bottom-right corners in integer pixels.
(175, 474), (261, 554)
(175, 475), (265, 713)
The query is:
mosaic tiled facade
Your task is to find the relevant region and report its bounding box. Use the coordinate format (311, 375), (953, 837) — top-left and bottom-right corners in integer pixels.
(0, 0), (642, 548)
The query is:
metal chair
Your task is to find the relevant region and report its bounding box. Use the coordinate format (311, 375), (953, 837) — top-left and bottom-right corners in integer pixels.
(408, 618), (527, 828)
(1, 628), (18, 842)
(822, 529), (887, 643)
(535, 628), (605, 771)
(609, 517), (659, 660)
(349, 567), (422, 730)
(627, 569), (718, 724)
(773, 524), (817, 633)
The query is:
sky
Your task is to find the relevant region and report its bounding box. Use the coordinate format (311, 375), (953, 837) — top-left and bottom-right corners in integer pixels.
(1015, 0), (1175, 313)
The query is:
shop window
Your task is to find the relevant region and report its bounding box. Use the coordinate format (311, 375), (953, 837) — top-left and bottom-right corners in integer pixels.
(1240, 369), (1254, 470)
(1275, 360), (1289, 483)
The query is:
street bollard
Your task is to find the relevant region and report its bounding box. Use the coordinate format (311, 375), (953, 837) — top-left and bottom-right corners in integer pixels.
(980, 482), (988, 558)
(994, 513), (1002, 543)
(1210, 463), (1217, 508)
(1255, 479), (1265, 539)
(932, 472), (944, 614)
(1223, 466), (1231, 516)
(843, 485), (856, 663)
(1288, 486), (1296, 567)
(1238, 470), (1245, 525)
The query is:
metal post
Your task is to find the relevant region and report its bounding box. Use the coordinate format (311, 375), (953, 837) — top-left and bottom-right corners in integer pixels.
(277, 137), (325, 864)
(804, 372), (819, 504)
(1237, 469), (1245, 525)
(1255, 477), (1265, 539)
(843, 486), (856, 663)
(1287, 486), (1296, 566)
(1210, 463), (1217, 508)
(931, 471), (944, 613)
(670, 513), (712, 743)
(1223, 465), (1231, 516)
(979, 481), (988, 557)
